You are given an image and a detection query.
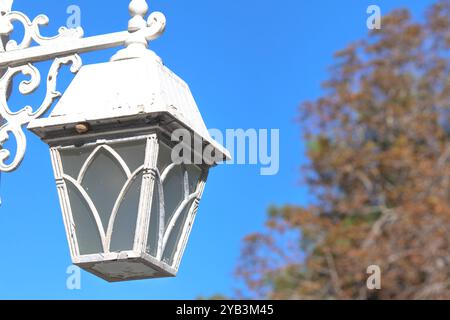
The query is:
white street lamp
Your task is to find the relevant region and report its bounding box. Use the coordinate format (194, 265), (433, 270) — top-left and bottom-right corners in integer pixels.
(0, 0), (229, 282)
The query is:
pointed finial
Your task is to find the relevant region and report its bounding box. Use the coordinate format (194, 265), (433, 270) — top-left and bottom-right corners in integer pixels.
(112, 0), (165, 61)
(129, 0), (149, 32)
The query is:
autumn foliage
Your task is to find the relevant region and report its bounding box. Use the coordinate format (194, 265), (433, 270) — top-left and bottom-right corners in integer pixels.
(236, 1), (450, 299)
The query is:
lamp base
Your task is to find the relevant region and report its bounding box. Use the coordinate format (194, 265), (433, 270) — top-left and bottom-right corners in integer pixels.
(74, 251), (177, 282)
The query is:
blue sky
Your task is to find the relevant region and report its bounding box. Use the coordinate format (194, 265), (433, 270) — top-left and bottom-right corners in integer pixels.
(0, 0), (436, 299)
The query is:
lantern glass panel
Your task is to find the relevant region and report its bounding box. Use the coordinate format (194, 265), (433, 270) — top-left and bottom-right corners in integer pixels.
(59, 138), (147, 256)
(66, 180), (103, 255)
(162, 198), (195, 265)
(146, 181), (160, 257)
(163, 165), (185, 224)
(187, 165), (202, 193)
(60, 146), (95, 179)
(145, 141), (205, 266)
(81, 149), (128, 231)
(157, 142), (173, 173)
(162, 165), (202, 265)
(114, 140), (147, 172)
(109, 172), (143, 252)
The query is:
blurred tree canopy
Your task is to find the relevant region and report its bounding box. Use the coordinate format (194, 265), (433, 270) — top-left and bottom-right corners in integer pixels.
(236, 0), (450, 299)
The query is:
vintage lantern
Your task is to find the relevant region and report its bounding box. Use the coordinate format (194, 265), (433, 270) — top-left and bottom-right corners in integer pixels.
(27, 51), (230, 281)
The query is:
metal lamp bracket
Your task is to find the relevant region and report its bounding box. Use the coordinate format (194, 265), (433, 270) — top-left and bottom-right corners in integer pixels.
(0, 0), (166, 172)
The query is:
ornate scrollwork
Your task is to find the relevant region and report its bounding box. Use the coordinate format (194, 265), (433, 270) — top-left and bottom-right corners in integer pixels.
(0, 10), (83, 52)
(0, 54), (82, 172)
(0, 3), (84, 172)
(143, 11), (166, 41)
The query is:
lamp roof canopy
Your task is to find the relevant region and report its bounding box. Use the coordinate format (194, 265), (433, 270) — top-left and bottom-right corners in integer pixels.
(28, 55), (230, 162)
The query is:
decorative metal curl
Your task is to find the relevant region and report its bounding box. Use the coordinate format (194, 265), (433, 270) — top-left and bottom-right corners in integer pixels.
(0, 2), (84, 172)
(0, 54), (82, 172)
(0, 11), (83, 52)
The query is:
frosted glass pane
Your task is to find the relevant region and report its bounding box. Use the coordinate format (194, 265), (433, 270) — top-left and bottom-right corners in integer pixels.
(162, 199), (195, 266)
(146, 181), (160, 257)
(114, 140), (146, 173)
(66, 180), (103, 255)
(81, 149), (128, 233)
(186, 165), (202, 194)
(110, 173), (143, 252)
(163, 165), (184, 224)
(157, 142), (173, 174)
(60, 146), (95, 179)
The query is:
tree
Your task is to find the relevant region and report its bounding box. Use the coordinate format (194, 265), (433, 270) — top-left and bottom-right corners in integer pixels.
(236, 0), (450, 300)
